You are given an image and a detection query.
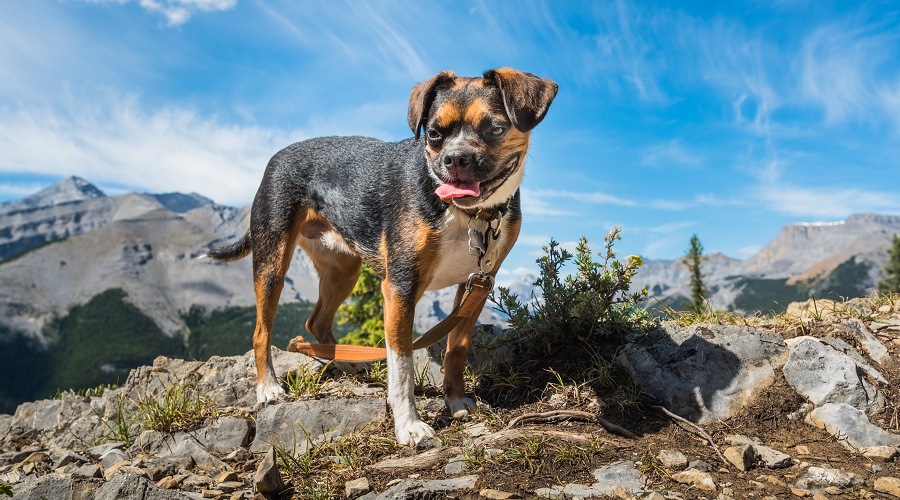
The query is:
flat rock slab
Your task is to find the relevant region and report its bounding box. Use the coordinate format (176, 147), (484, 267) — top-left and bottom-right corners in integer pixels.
(807, 403), (900, 450)
(617, 323), (786, 423)
(375, 475), (478, 499)
(251, 397), (386, 452)
(535, 461), (647, 498)
(784, 337), (884, 414)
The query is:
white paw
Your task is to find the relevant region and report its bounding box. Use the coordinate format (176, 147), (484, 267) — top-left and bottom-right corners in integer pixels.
(446, 396), (477, 419)
(395, 418), (436, 446)
(256, 380), (285, 404)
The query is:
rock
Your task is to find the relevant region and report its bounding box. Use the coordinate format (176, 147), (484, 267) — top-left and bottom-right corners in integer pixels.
(88, 441), (126, 460)
(375, 475), (478, 499)
(100, 448), (128, 470)
(72, 464), (102, 478)
(862, 446), (898, 462)
(756, 445), (792, 469)
(480, 489), (519, 499)
(156, 474), (190, 489)
(144, 457), (179, 481)
(783, 337), (884, 413)
(202, 417), (254, 453)
(10, 473), (103, 500)
(103, 459), (133, 479)
(795, 466), (863, 491)
(51, 451), (89, 469)
(657, 449), (687, 470)
(217, 481), (242, 493)
(875, 477), (900, 498)
(20, 452), (48, 465)
(215, 471), (239, 483)
(201, 489), (223, 498)
(617, 323), (786, 423)
(672, 469), (716, 492)
(806, 403), (900, 450)
(252, 448), (285, 495)
(819, 337), (887, 385)
(591, 461), (647, 494)
(94, 472), (193, 499)
(724, 445), (756, 471)
(444, 454), (469, 475)
(688, 460), (710, 472)
(785, 299), (839, 320)
(345, 477), (371, 498)
(836, 318), (890, 365)
(251, 398), (386, 453)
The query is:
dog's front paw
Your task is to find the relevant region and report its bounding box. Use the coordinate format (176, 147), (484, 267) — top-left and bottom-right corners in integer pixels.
(395, 418), (435, 446)
(256, 380), (285, 404)
(446, 396), (477, 419)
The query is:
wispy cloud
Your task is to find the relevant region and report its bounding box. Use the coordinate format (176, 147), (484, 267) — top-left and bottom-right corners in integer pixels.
(0, 92), (301, 205)
(641, 139), (703, 168)
(756, 183), (900, 218)
(82, 0), (237, 27)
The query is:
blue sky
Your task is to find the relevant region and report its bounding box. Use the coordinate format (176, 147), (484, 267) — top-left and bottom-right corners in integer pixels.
(2, 1), (900, 283)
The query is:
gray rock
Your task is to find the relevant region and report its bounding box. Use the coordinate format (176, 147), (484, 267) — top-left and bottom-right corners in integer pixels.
(672, 468), (717, 492)
(591, 461), (646, 494)
(345, 477), (371, 498)
(88, 441), (126, 460)
(94, 472), (193, 500)
(783, 337), (883, 414)
(807, 403), (900, 450)
(444, 454), (469, 475)
(10, 473), (102, 500)
(724, 445), (755, 471)
(819, 337), (887, 385)
(795, 466), (864, 491)
(201, 416), (253, 453)
(617, 323), (786, 423)
(657, 450), (687, 470)
(253, 447), (285, 495)
(100, 448), (128, 470)
(375, 475), (478, 499)
(688, 460), (710, 472)
(72, 464), (103, 478)
(836, 318), (889, 365)
(756, 445), (792, 469)
(251, 398), (386, 453)
(52, 451), (89, 469)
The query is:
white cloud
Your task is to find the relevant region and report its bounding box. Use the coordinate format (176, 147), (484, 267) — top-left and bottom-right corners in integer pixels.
(0, 92), (302, 206)
(641, 139), (703, 168)
(757, 184), (900, 218)
(82, 0), (237, 27)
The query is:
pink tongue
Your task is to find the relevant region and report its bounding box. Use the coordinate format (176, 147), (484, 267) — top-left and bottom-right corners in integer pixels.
(435, 181), (481, 199)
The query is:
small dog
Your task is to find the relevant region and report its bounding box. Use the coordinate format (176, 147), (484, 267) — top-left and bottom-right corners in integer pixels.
(208, 68), (557, 445)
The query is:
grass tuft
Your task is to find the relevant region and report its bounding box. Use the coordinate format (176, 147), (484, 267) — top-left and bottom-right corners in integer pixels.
(136, 379), (218, 433)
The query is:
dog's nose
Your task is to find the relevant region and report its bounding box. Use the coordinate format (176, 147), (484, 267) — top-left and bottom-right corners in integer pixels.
(442, 150), (474, 170)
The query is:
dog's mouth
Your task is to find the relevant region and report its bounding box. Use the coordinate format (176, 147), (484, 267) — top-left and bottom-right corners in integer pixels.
(435, 157), (520, 207)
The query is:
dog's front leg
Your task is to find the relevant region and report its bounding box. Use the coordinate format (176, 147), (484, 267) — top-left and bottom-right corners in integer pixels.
(443, 282), (485, 418)
(382, 278), (436, 446)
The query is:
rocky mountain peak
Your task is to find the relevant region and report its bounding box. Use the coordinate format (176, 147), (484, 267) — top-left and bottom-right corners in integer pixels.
(24, 176), (105, 207)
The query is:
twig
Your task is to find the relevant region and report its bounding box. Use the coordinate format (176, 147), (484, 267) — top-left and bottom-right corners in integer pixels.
(505, 410), (637, 438)
(652, 405), (731, 469)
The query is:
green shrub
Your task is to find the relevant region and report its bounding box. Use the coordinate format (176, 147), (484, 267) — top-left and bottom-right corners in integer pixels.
(337, 265), (385, 347)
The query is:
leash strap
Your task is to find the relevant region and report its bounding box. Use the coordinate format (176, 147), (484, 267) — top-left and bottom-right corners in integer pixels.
(288, 273), (494, 362)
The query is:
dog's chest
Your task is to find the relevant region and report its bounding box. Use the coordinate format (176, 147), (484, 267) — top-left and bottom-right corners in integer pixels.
(426, 213), (507, 291)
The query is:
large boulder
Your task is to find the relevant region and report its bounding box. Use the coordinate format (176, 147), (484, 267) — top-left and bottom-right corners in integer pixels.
(616, 323), (787, 423)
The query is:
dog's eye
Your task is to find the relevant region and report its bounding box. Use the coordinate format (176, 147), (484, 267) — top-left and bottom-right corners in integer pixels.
(426, 129), (442, 141)
(487, 125), (507, 137)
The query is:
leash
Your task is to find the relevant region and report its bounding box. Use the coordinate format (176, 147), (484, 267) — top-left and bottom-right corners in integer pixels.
(288, 208), (503, 362)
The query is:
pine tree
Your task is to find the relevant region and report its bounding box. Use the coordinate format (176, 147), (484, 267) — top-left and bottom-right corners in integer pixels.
(685, 234), (707, 313)
(337, 265), (385, 346)
(879, 234), (900, 294)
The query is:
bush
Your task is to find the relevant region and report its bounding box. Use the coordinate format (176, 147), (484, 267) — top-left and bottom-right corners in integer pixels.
(337, 265), (386, 347)
(493, 228), (653, 351)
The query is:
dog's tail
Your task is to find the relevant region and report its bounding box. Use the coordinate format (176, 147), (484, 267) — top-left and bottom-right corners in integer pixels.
(207, 231), (252, 262)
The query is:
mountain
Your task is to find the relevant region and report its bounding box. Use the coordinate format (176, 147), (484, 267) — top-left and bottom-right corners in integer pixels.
(635, 213), (900, 312)
(0, 177), (502, 412)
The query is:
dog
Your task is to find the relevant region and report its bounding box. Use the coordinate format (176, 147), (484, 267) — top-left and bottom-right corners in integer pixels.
(208, 68), (557, 445)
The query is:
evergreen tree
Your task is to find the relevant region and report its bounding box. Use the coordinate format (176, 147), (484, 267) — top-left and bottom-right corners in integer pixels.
(337, 264), (385, 346)
(879, 234), (900, 294)
(685, 234), (707, 312)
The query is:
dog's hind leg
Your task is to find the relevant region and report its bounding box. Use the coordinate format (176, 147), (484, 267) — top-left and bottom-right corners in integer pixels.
(250, 213), (302, 404)
(298, 237), (362, 344)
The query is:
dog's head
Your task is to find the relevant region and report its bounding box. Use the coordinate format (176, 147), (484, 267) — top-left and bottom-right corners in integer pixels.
(408, 68), (557, 209)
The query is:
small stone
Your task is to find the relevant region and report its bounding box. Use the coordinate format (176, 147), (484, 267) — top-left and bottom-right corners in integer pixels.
(22, 451), (48, 465)
(202, 489), (224, 498)
(862, 446), (898, 462)
(463, 422), (489, 437)
(72, 464), (102, 478)
(480, 489), (519, 499)
(183, 474), (214, 488)
(879, 305), (893, 313)
(875, 477), (900, 497)
(795, 445), (811, 455)
(224, 448), (253, 463)
(688, 459), (710, 472)
(21, 462), (34, 475)
(216, 470), (239, 483)
(102, 459), (132, 479)
(795, 466), (863, 490)
(672, 469), (716, 492)
(657, 449), (688, 470)
(52, 451), (89, 469)
(345, 477), (371, 498)
(156, 474), (189, 489)
(253, 447), (285, 494)
(218, 481), (243, 493)
(791, 486), (812, 497)
(444, 454), (469, 475)
(756, 445), (792, 469)
(823, 486), (843, 495)
(100, 449), (128, 470)
(484, 448), (504, 459)
(812, 494), (828, 500)
(724, 445), (756, 471)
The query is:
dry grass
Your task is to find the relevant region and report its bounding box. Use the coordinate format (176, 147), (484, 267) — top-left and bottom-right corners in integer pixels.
(136, 379), (218, 434)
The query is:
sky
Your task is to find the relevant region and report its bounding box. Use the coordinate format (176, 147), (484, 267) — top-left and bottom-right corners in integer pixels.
(2, 0), (900, 284)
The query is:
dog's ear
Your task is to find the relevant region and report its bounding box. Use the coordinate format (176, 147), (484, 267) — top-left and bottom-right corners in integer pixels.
(408, 71), (456, 139)
(483, 68), (558, 132)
